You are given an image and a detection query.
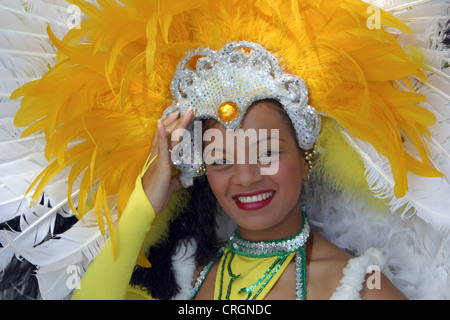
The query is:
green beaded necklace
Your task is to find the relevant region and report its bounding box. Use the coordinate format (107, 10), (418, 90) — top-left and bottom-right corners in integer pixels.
(191, 210), (310, 300)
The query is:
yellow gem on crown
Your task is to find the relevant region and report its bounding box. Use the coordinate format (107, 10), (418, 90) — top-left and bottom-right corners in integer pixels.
(218, 101), (239, 122)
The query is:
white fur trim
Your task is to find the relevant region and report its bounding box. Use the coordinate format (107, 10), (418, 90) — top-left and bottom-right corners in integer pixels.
(330, 247), (386, 300)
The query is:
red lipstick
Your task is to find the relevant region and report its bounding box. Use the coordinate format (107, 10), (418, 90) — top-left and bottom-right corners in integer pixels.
(233, 190), (275, 211)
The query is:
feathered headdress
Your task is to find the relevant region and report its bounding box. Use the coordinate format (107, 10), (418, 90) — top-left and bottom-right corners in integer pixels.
(1, 0), (450, 299)
(11, 0), (445, 223)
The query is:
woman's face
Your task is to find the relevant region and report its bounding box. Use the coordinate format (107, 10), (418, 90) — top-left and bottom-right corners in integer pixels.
(204, 101), (309, 240)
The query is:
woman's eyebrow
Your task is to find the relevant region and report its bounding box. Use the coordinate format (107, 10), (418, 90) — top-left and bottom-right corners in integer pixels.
(204, 136), (287, 151)
(251, 136), (287, 146)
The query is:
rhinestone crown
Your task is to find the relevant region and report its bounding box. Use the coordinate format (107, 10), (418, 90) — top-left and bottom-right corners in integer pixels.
(163, 41), (321, 186)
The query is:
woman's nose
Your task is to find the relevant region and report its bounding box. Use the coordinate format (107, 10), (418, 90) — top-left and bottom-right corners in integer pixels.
(231, 162), (263, 187)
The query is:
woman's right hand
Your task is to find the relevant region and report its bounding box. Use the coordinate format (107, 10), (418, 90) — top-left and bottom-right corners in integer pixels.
(142, 107), (195, 214)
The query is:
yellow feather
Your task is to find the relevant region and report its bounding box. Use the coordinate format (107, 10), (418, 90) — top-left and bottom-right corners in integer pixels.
(314, 117), (389, 213)
(101, 184), (117, 258)
(94, 183), (106, 236)
(136, 252), (152, 268)
(145, 13), (157, 74)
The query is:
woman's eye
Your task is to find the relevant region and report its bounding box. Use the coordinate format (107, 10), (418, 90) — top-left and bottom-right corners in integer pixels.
(257, 149), (280, 165)
(259, 150), (272, 157)
(259, 150), (278, 158)
(211, 158), (232, 166)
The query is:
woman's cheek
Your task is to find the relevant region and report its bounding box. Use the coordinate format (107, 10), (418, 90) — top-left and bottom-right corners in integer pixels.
(206, 169), (226, 198)
(275, 157), (304, 191)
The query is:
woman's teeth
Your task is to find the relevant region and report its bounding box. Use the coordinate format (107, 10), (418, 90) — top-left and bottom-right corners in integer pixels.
(237, 191), (274, 203)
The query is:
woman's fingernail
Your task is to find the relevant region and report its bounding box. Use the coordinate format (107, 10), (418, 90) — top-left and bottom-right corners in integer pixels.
(184, 106), (193, 117)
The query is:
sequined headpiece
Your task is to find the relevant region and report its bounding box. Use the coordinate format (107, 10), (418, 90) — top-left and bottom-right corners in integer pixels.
(163, 41), (321, 186)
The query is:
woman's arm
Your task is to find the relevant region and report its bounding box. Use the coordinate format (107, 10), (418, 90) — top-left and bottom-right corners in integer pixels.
(361, 272), (408, 300)
(71, 108), (195, 300)
(71, 175), (155, 300)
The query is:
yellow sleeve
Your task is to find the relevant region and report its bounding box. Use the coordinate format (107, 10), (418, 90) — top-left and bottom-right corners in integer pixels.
(71, 174), (155, 300)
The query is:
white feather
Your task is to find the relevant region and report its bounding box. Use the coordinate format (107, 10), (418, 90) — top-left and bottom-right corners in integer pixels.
(373, 0), (445, 13)
(31, 197), (117, 300)
(0, 0), (82, 272)
(341, 130), (450, 231)
(0, 0), (68, 235)
(36, 267), (79, 300)
(32, 204), (111, 271)
(171, 239), (197, 300)
(303, 172), (450, 299)
(0, 229), (18, 271)
(0, 194), (116, 299)
(0, 177), (78, 270)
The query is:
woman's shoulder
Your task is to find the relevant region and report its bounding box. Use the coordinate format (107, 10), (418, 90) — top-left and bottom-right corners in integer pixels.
(308, 231), (406, 300)
(306, 231), (354, 299)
